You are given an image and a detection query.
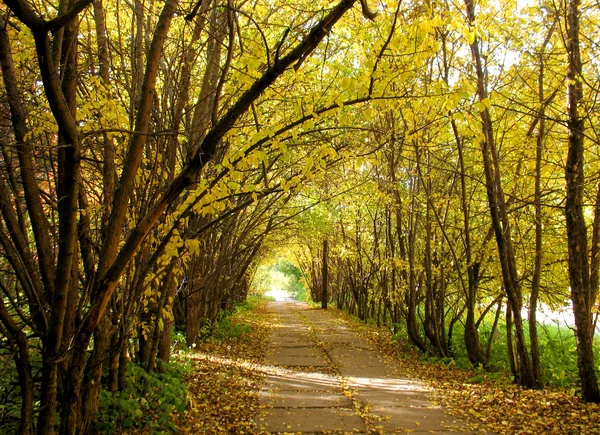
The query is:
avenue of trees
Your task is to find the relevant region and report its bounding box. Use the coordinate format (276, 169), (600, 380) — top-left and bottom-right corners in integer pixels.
(0, 0), (599, 433)
(296, 0), (600, 402)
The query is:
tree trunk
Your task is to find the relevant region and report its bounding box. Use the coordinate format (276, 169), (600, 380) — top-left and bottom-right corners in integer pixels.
(564, 0), (600, 403)
(464, 0), (537, 388)
(157, 267), (180, 367)
(16, 333), (34, 435)
(506, 300), (517, 380)
(40, 0), (83, 430)
(528, 30), (553, 388)
(322, 239), (329, 309)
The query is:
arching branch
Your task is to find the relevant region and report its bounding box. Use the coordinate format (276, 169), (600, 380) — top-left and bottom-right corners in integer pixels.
(360, 0), (378, 20)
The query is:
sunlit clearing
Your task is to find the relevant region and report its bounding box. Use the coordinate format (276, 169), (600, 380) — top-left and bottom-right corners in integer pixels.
(251, 254), (307, 301)
(265, 287), (290, 301)
(268, 270), (292, 299)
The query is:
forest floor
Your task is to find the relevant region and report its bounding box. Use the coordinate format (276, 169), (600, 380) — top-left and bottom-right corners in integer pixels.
(175, 300), (600, 434)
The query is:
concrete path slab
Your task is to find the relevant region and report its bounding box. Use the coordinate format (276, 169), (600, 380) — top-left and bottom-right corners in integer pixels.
(271, 339), (315, 348)
(266, 354), (330, 367)
(259, 390), (353, 408)
(255, 408), (367, 433)
(254, 302), (482, 434)
(327, 346), (388, 368)
(367, 406), (459, 432)
(266, 346), (324, 358)
(349, 377), (424, 390)
(271, 341), (316, 348)
(317, 336), (375, 352)
(262, 372), (341, 391)
(355, 387), (434, 408)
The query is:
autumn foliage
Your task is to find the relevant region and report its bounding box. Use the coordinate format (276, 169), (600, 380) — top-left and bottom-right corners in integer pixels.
(0, 0), (600, 433)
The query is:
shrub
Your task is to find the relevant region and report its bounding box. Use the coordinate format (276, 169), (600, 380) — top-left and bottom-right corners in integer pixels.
(0, 364), (21, 435)
(212, 317), (252, 341)
(537, 322), (579, 388)
(449, 316), (600, 388)
(93, 359), (189, 434)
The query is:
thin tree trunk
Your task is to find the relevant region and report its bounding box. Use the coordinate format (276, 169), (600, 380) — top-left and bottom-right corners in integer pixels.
(322, 239), (328, 309)
(564, 0), (600, 403)
(506, 300), (517, 380)
(93, 0), (116, 231)
(442, 24), (487, 366)
(486, 298), (502, 361)
(464, 0), (537, 388)
(529, 44), (548, 389)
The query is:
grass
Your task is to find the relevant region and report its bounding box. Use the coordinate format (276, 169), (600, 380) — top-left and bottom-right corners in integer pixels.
(449, 317), (600, 388)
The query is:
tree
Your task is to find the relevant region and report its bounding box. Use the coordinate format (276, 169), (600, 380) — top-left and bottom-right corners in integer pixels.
(463, 0), (539, 388)
(0, 0), (365, 432)
(563, 0), (600, 403)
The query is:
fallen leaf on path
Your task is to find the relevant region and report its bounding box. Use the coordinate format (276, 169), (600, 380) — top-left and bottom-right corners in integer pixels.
(330, 307), (600, 435)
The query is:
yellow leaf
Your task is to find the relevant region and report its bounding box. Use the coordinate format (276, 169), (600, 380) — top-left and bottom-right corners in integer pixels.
(464, 28), (476, 45)
(364, 107), (375, 122)
(468, 409), (482, 419)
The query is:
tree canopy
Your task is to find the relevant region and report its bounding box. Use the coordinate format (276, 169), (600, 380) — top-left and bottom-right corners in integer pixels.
(1, 0), (600, 433)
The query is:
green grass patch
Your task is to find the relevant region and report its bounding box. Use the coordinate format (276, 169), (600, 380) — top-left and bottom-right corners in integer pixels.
(200, 295), (273, 342)
(450, 318), (600, 388)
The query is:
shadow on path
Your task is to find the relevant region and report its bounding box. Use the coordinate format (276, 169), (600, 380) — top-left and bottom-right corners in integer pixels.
(254, 301), (483, 434)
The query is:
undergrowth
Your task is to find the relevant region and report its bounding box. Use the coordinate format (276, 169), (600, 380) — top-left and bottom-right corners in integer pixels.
(93, 358), (189, 434)
(94, 296), (272, 434)
(200, 295), (269, 342)
(449, 318), (600, 388)
(374, 309), (599, 389)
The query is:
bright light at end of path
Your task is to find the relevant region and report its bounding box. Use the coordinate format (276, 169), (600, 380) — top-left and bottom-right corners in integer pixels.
(265, 288), (290, 301)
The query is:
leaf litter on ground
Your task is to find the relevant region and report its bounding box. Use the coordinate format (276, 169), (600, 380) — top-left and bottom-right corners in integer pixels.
(178, 301), (599, 435)
(329, 308), (600, 435)
(176, 299), (271, 435)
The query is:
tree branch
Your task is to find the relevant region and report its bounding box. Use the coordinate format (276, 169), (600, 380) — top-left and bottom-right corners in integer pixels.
(44, 0), (94, 32)
(78, 0), (359, 341)
(2, 0), (44, 30)
(360, 0), (378, 20)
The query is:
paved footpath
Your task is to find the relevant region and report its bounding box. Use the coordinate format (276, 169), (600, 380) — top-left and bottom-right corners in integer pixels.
(255, 301), (479, 435)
